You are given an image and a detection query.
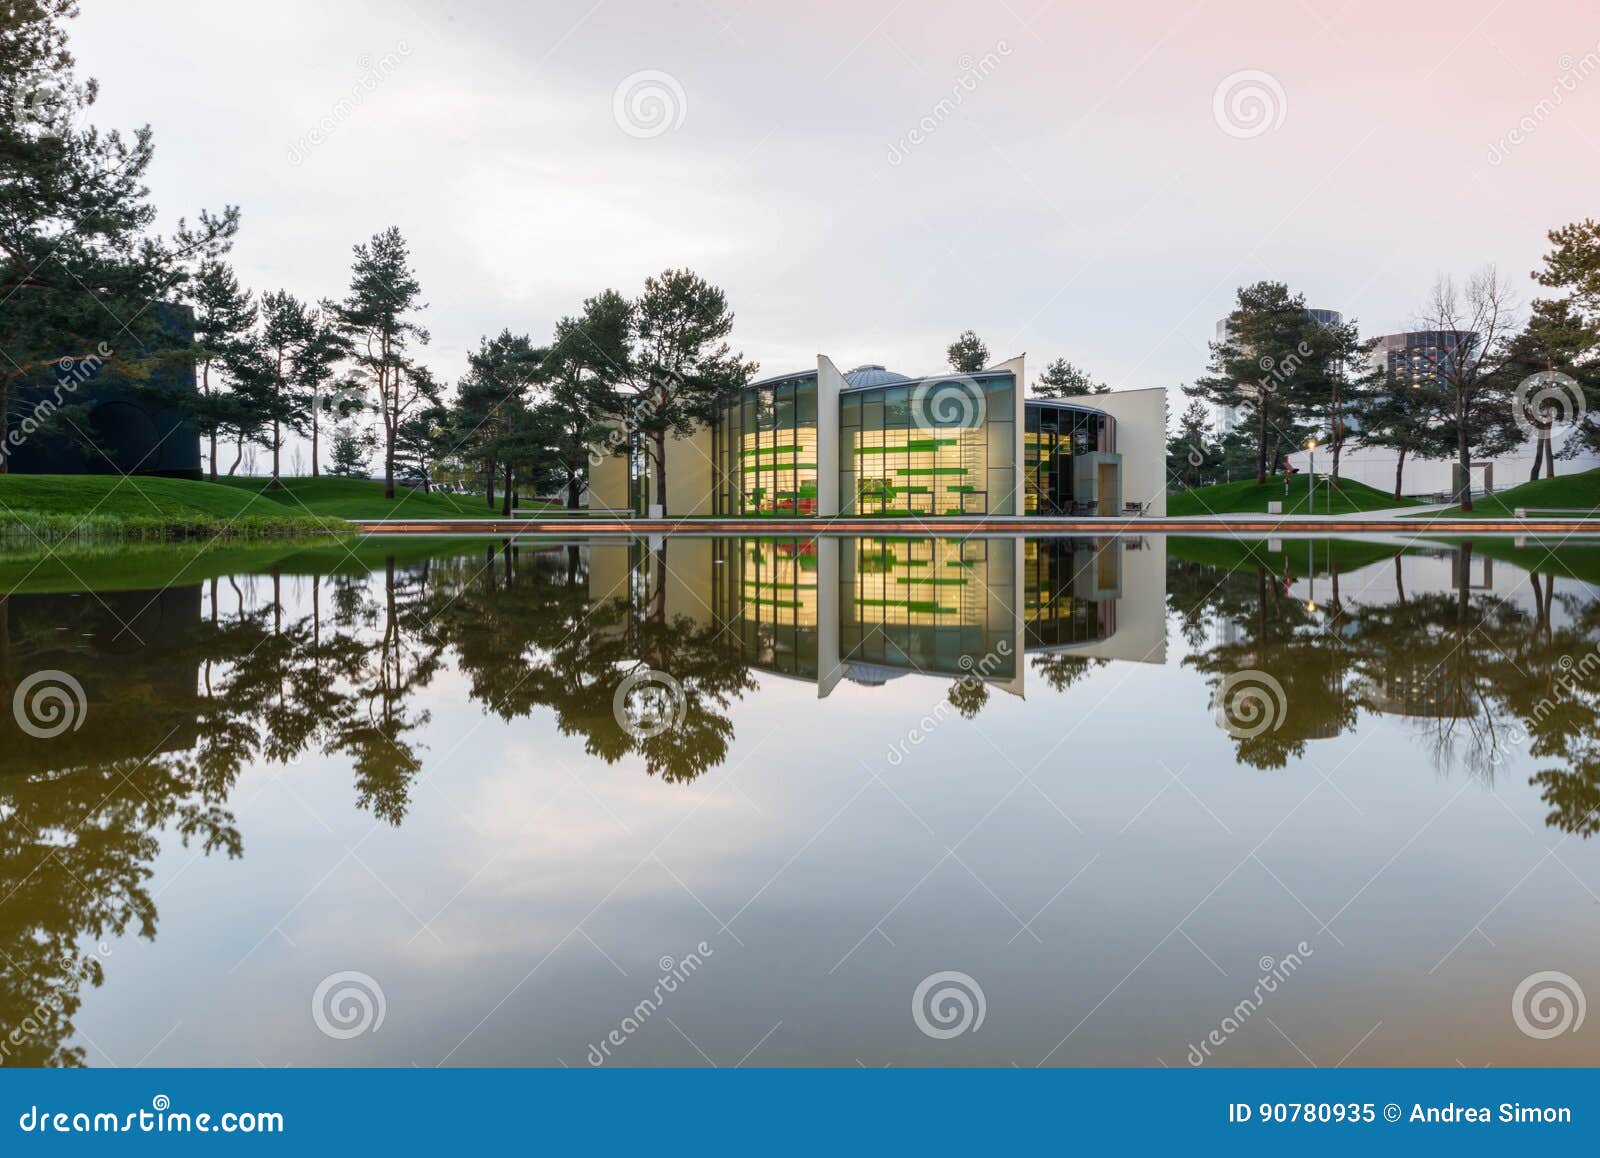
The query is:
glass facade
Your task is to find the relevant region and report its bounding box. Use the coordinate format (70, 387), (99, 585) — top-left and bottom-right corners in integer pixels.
(710, 537), (820, 678)
(1023, 403), (1115, 515)
(707, 371), (1118, 519)
(841, 372), (1017, 516)
(703, 536), (1119, 690)
(712, 374), (819, 516)
(840, 537), (1018, 679)
(1023, 538), (1117, 648)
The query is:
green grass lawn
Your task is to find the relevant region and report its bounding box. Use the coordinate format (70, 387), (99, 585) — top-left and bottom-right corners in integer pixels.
(1167, 474), (1419, 517)
(208, 475), (555, 519)
(1419, 467), (1600, 518)
(0, 474), (563, 539)
(0, 473), (337, 540)
(1168, 535), (1411, 576)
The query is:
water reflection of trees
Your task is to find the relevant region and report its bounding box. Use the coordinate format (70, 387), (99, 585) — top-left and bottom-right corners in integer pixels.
(1172, 544), (1600, 836)
(0, 541), (752, 1065)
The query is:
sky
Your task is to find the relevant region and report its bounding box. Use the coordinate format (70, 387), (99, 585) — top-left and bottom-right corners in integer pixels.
(65, 0), (1600, 428)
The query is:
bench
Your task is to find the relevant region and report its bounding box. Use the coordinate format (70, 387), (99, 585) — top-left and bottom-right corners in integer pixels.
(1513, 507), (1599, 519)
(511, 507), (635, 519)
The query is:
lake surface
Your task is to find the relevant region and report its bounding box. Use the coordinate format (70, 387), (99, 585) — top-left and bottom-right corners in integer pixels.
(3, 533), (1599, 1067)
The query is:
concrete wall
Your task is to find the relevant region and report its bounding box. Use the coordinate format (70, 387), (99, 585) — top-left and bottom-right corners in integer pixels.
(1091, 386), (1168, 516)
(589, 447), (631, 512)
(988, 354), (1026, 516)
(664, 426), (715, 516)
(817, 356), (844, 517)
(1321, 434), (1600, 498)
(1075, 535), (1167, 665)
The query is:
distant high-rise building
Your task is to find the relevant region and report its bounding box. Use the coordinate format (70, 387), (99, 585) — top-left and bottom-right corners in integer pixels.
(1212, 308), (1342, 435)
(1367, 329), (1476, 387)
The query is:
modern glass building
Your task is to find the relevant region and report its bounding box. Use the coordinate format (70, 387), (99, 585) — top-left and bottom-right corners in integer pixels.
(596, 355), (1167, 519)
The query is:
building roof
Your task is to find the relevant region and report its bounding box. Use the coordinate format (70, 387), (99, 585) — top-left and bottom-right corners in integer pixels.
(842, 364), (912, 390)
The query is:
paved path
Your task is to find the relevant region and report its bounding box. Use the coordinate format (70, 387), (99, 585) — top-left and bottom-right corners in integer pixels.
(353, 512), (1600, 537)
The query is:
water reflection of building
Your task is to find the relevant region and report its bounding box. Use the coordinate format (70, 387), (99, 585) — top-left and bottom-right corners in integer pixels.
(593, 536), (1167, 698)
(1362, 667), (1470, 720)
(0, 586), (203, 777)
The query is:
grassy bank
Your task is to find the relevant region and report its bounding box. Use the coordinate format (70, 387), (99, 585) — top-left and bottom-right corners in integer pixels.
(0, 475), (341, 542)
(0, 473), (567, 543)
(211, 475), (561, 519)
(1168, 474), (1419, 517)
(0, 534), (506, 595)
(1168, 536), (1411, 576)
(1419, 468), (1600, 519)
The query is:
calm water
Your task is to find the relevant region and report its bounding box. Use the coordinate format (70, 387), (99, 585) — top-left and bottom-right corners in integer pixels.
(3, 533), (1599, 1067)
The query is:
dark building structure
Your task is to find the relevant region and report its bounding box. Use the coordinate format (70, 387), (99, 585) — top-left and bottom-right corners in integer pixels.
(3, 303), (201, 479)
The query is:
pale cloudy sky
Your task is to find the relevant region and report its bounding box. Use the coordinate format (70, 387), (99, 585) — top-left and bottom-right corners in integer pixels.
(69, 0), (1600, 401)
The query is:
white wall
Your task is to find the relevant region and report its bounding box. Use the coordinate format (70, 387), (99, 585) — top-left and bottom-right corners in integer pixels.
(1310, 430), (1600, 498)
(1089, 386), (1168, 516)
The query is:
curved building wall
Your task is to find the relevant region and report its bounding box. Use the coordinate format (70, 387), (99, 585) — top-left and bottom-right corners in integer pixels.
(839, 371), (1018, 516)
(711, 373), (819, 516)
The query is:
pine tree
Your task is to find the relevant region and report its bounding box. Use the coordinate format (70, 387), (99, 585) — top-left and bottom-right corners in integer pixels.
(1033, 357), (1109, 397)
(946, 330), (989, 373)
(329, 422), (376, 478)
(1, 0), (238, 470)
(620, 269), (755, 513)
(188, 261), (256, 481)
(259, 290), (312, 487)
(337, 227), (430, 499)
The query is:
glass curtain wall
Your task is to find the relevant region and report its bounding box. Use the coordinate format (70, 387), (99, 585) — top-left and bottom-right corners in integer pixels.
(1023, 404), (1115, 514)
(1022, 538), (1115, 647)
(711, 537), (820, 677)
(838, 537), (1017, 678)
(713, 375), (818, 516)
(840, 373), (1017, 516)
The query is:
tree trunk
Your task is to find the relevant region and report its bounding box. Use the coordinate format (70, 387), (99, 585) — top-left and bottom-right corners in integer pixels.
(0, 378), (8, 474)
(229, 433), (243, 476)
(310, 404), (320, 478)
(484, 460), (495, 510)
(653, 435), (668, 513)
(271, 417), (282, 487)
(1330, 377), (1342, 483)
(1530, 431), (1546, 482)
(1456, 395), (1472, 512)
(1255, 405), (1267, 485)
(383, 421), (396, 500)
(500, 462), (513, 517)
(1393, 447), (1407, 500)
(567, 476), (581, 510)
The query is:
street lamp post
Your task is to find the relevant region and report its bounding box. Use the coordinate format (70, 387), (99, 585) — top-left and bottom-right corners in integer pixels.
(1305, 438), (1318, 514)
